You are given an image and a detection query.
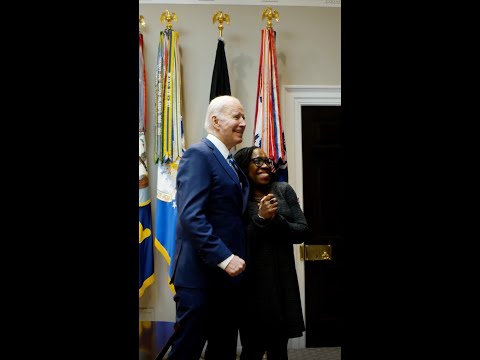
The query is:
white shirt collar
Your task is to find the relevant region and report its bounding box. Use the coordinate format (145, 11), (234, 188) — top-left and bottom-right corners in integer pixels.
(207, 134), (230, 159)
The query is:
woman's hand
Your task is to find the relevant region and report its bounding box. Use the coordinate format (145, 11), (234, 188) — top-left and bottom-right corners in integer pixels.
(258, 193), (278, 220)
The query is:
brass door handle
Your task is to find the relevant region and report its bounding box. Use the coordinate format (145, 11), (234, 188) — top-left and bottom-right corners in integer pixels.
(300, 244), (332, 261)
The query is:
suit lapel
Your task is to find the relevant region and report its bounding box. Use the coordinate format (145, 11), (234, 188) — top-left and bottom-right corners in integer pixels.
(204, 138), (242, 186)
(203, 138), (250, 212)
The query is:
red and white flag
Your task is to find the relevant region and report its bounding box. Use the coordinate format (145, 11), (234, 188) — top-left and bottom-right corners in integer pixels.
(253, 27), (288, 182)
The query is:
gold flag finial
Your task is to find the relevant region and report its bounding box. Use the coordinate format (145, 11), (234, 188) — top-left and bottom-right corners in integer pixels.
(213, 11), (230, 38)
(160, 10), (178, 29)
(139, 15), (146, 33)
(261, 7), (279, 29)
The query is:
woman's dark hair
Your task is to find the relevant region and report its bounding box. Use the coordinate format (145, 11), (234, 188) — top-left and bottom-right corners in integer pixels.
(233, 146), (279, 183)
(233, 146), (258, 176)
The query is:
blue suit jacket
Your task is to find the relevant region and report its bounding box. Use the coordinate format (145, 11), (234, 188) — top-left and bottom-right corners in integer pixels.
(170, 138), (250, 289)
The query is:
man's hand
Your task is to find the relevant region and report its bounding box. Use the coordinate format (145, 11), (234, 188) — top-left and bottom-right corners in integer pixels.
(224, 255), (246, 277)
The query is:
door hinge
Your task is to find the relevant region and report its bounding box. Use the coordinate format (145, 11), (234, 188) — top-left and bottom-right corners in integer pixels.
(300, 244), (332, 261)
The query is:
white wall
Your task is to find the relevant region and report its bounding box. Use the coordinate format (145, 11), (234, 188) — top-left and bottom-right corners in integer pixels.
(139, 3), (341, 325)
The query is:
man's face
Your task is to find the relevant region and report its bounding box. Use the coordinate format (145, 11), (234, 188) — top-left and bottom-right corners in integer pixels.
(214, 99), (246, 149)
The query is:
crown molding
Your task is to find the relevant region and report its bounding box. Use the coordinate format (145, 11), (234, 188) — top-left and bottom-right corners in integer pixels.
(139, 0), (340, 7)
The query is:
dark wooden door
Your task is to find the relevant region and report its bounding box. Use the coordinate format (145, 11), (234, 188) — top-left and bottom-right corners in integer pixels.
(301, 105), (343, 347)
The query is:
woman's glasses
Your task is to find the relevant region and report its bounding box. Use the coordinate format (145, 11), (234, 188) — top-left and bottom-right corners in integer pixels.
(251, 157), (274, 167)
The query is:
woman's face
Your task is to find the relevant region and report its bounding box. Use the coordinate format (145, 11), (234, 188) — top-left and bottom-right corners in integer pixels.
(248, 148), (273, 186)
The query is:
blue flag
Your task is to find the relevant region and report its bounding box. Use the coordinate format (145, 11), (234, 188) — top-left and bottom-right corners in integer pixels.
(139, 175), (155, 297)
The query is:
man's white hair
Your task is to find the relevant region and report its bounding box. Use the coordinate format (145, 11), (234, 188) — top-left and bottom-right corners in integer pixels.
(204, 95), (240, 133)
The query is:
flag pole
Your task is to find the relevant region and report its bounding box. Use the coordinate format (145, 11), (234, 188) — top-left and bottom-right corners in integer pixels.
(139, 15), (155, 298)
(210, 10), (232, 102)
(155, 9), (184, 295)
(211, 10), (233, 150)
(254, 7), (288, 182)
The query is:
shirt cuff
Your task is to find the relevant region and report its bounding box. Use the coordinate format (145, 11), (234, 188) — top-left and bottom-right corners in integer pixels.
(217, 254), (234, 270)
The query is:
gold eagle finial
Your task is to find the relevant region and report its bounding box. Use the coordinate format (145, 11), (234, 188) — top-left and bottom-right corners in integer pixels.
(213, 11), (230, 37)
(160, 10), (178, 29)
(261, 7), (279, 29)
(139, 15), (146, 33)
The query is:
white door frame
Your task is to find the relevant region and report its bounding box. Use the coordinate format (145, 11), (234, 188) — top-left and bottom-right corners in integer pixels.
(282, 85), (341, 349)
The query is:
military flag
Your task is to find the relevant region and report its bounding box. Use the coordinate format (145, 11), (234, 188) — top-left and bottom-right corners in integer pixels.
(154, 24), (185, 294)
(139, 31), (155, 297)
(253, 24), (288, 182)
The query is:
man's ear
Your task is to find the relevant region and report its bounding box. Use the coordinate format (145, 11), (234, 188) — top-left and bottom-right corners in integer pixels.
(212, 116), (219, 129)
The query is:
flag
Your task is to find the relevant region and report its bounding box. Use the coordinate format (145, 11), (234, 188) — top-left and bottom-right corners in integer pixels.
(253, 27), (288, 182)
(154, 28), (185, 294)
(210, 38), (231, 101)
(139, 32), (155, 297)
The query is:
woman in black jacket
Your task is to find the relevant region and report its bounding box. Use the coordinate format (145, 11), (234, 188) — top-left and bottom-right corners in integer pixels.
(234, 146), (310, 360)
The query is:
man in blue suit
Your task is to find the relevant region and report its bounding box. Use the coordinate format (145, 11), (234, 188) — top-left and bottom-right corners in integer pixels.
(168, 95), (250, 360)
